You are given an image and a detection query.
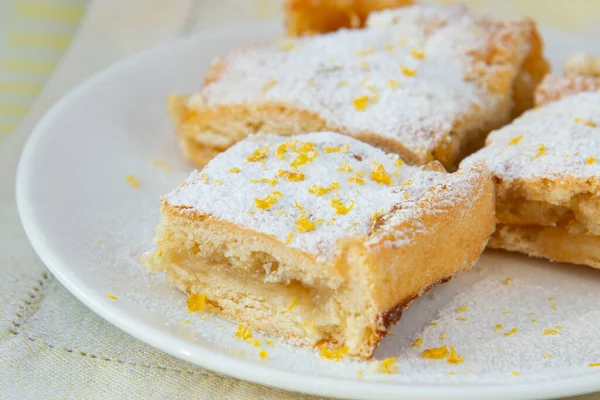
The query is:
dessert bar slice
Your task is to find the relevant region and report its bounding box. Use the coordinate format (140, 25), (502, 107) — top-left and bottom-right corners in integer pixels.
(283, 0), (414, 37)
(147, 131), (495, 359)
(168, 3), (548, 170)
(464, 91), (600, 268)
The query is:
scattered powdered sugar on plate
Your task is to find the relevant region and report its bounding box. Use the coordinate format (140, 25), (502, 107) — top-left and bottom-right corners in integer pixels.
(165, 132), (447, 262)
(464, 91), (600, 183)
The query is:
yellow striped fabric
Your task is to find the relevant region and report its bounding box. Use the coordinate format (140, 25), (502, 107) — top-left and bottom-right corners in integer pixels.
(0, 0), (87, 138)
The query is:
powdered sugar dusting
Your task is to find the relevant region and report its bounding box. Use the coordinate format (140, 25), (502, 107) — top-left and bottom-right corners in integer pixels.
(464, 91), (600, 182)
(165, 132), (446, 262)
(187, 3), (530, 162)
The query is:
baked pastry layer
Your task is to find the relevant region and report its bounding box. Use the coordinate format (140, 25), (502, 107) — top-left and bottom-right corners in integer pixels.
(464, 91), (600, 268)
(489, 224), (600, 269)
(535, 74), (600, 106)
(284, 0), (414, 37)
(169, 3), (548, 170)
(147, 132), (495, 359)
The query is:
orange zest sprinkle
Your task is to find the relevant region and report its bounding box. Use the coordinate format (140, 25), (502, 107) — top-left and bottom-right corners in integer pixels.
(290, 151), (318, 168)
(411, 49), (425, 59)
(389, 79), (400, 89)
(229, 167), (240, 173)
(214, 179), (223, 185)
(589, 363), (600, 368)
(292, 141), (316, 153)
(371, 162), (391, 185)
(235, 324), (252, 340)
(353, 95), (369, 111)
(398, 39), (407, 46)
(251, 177), (278, 186)
(508, 136), (522, 146)
(422, 346), (448, 359)
(294, 200), (304, 210)
(107, 294), (117, 301)
(259, 349), (269, 358)
(447, 346), (464, 364)
(575, 117), (597, 127)
(377, 358), (398, 374)
(349, 175), (365, 185)
(401, 64), (416, 77)
(277, 169), (305, 182)
(331, 199), (355, 215)
(201, 173), (208, 184)
(263, 338), (274, 345)
(125, 175), (140, 188)
(457, 305), (467, 313)
(296, 213), (322, 233)
(587, 156), (596, 165)
(504, 277), (512, 285)
(504, 328), (518, 337)
(247, 146), (269, 162)
(308, 182), (339, 196)
(285, 232), (294, 244)
(411, 337), (423, 348)
(503, 311), (509, 315)
(339, 162), (353, 172)
(544, 354), (550, 359)
(323, 144), (350, 153)
(511, 371), (520, 376)
(385, 44), (394, 51)
(187, 293), (207, 312)
(254, 191), (283, 209)
(533, 144), (546, 159)
(543, 329), (560, 335)
(320, 345), (349, 361)
(261, 78), (278, 93)
(494, 324), (504, 332)
(360, 60), (369, 71)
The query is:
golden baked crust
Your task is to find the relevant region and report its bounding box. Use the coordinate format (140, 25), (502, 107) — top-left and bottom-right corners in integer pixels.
(284, 0), (414, 37)
(169, 3), (548, 170)
(464, 91), (600, 268)
(535, 74), (600, 106)
(489, 224), (600, 269)
(147, 132), (495, 359)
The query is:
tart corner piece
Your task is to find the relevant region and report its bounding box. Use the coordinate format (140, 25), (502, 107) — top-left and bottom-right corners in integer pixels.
(464, 91), (600, 269)
(147, 131), (495, 359)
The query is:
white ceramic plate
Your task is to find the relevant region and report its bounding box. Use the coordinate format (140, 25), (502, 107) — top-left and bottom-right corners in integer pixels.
(16, 20), (600, 400)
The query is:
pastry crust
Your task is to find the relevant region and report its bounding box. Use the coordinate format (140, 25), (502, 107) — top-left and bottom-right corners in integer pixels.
(147, 132), (495, 359)
(535, 74), (600, 106)
(464, 91), (600, 268)
(168, 3), (548, 170)
(283, 0), (414, 37)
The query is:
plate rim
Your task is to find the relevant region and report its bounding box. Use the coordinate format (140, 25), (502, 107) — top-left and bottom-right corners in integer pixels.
(15, 19), (600, 400)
